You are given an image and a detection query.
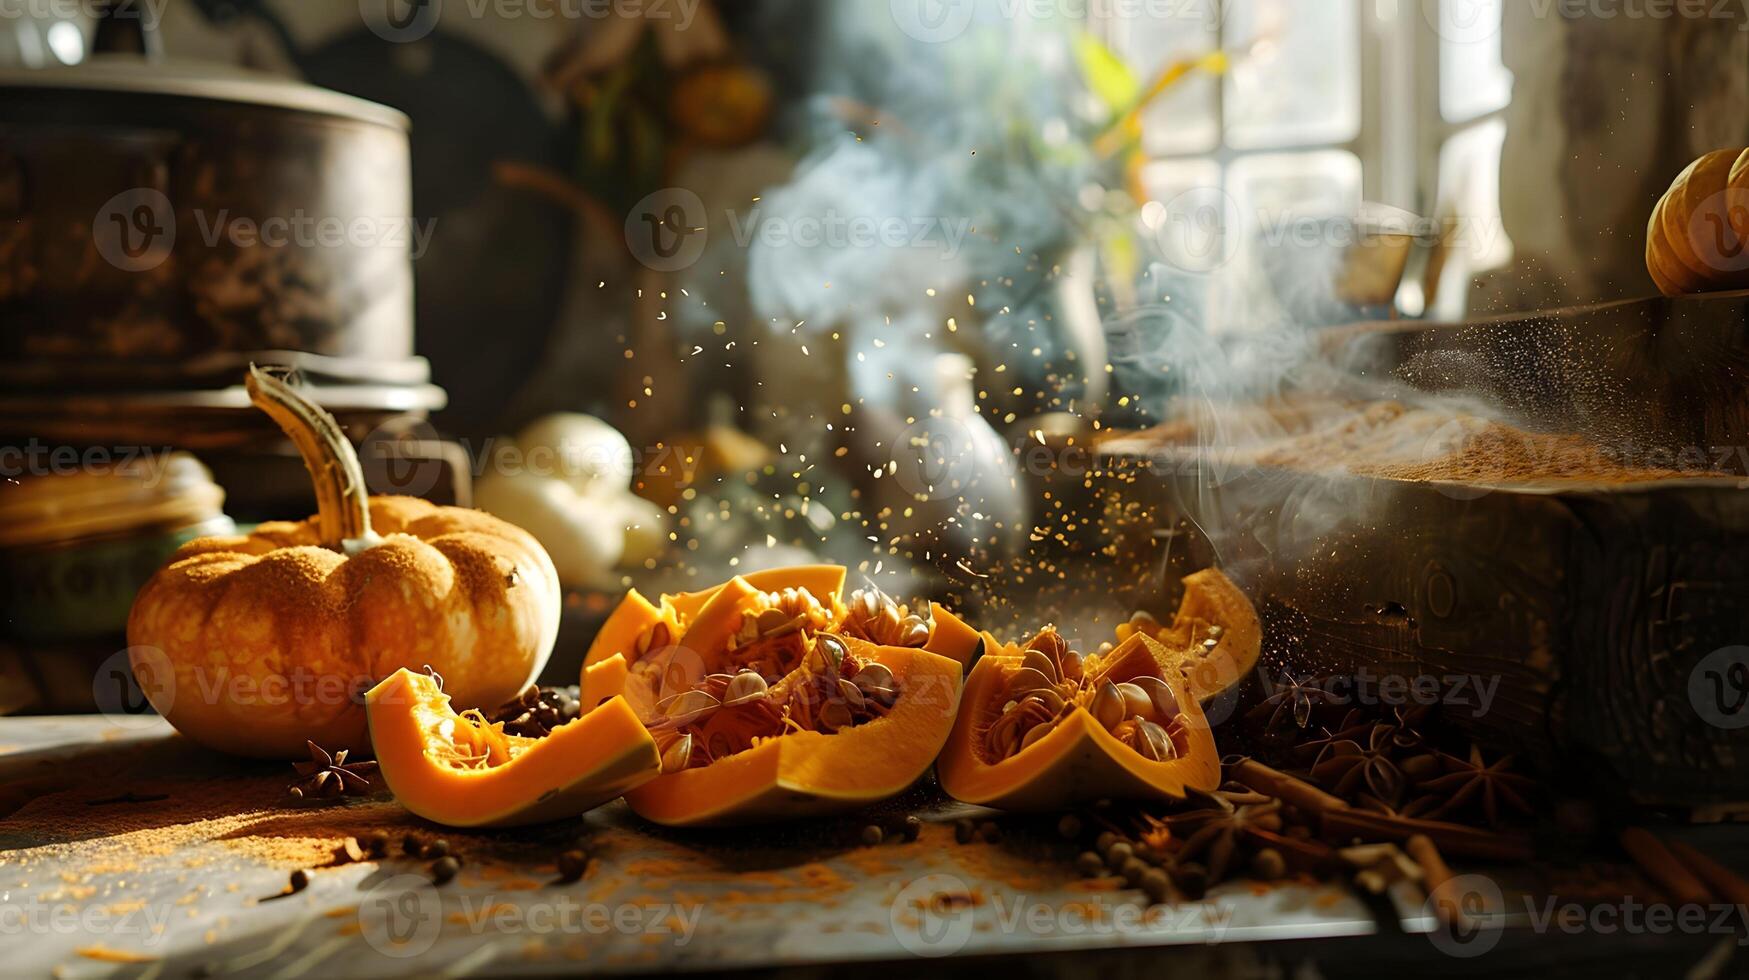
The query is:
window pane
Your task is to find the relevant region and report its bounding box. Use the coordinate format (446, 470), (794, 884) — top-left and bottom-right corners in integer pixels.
(1107, 3), (1220, 155)
(1437, 118), (1511, 271)
(1223, 0), (1361, 149)
(1229, 149), (1363, 223)
(1438, 0), (1513, 121)
(1140, 159), (1230, 274)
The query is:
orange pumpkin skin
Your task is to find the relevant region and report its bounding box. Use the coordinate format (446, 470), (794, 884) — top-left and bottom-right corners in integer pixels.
(622, 642), (963, 826)
(1647, 147), (1749, 296)
(128, 496), (561, 759)
(937, 634), (1220, 810)
(366, 666), (659, 827)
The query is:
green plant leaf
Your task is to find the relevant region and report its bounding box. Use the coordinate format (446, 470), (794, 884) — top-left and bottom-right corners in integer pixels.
(1072, 32), (1140, 115)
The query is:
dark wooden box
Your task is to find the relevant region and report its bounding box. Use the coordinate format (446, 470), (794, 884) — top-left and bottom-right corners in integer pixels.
(1097, 293), (1749, 810)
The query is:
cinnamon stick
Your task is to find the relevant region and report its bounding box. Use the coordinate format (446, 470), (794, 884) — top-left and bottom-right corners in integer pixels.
(1321, 808), (1534, 862)
(1230, 759), (1348, 816)
(1619, 828), (1714, 907)
(1406, 833), (1471, 934)
(1665, 839), (1749, 909)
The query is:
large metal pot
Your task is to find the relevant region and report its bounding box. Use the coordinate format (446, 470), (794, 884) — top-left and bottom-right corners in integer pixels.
(0, 46), (441, 444)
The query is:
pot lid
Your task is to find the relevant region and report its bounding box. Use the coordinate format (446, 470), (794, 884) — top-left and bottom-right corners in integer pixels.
(0, 56), (408, 130)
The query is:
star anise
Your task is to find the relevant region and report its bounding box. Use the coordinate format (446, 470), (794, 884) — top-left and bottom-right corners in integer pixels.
(1164, 798), (1285, 882)
(1291, 708), (1381, 765)
(1309, 724), (1405, 807)
(1244, 673), (1346, 739)
(288, 740), (377, 800)
(1412, 744), (1537, 829)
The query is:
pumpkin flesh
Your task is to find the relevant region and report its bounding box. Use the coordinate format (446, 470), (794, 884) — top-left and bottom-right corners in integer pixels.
(938, 634), (1220, 810)
(623, 643), (962, 825)
(365, 667), (660, 827)
(583, 568), (969, 825)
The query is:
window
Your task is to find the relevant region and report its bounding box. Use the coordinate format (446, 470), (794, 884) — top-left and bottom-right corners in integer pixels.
(1106, 0), (1512, 326)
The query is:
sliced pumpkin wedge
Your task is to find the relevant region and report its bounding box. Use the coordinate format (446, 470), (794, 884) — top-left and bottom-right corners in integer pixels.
(621, 641), (962, 826)
(1114, 568), (1261, 703)
(584, 566), (984, 672)
(365, 667), (661, 828)
(938, 631), (1220, 810)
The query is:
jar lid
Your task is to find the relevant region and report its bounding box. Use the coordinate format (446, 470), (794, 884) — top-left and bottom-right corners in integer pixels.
(0, 56), (408, 130)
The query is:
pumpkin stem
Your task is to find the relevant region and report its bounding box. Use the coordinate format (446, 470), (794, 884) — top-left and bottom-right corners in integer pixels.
(246, 365), (380, 553)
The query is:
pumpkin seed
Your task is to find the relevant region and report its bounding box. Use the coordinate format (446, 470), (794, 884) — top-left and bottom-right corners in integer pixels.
(1057, 648), (1085, 685)
(1005, 666), (1055, 700)
(1021, 649), (1061, 685)
(659, 733), (694, 772)
(850, 662), (897, 701)
(1115, 681), (1153, 720)
(1127, 675), (1182, 720)
(722, 671), (769, 706)
(818, 700), (853, 732)
(837, 678), (866, 712)
(655, 689), (720, 726)
(1091, 680), (1126, 731)
(1018, 722), (1052, 752)
(1132, 718), (1175, 761)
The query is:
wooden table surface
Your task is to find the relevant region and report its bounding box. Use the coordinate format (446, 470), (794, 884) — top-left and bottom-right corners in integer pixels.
(0, 715), (1740, 979)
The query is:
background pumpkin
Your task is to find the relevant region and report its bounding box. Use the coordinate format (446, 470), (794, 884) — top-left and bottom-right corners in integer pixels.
(126, 368), (562, 759)
(1646, 147), (1749, 296)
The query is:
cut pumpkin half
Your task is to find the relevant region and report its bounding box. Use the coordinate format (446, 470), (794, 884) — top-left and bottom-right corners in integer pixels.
(938, 630), (1221, 810)
(621, 641), (962, 825)
(1114, 567), (1261, 703)
(581, 567), (970, 825)
(365, 666), (661, 827)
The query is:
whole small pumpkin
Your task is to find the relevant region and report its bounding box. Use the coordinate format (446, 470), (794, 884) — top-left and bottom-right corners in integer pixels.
(1646, 147), (1749, 296)
(126, 367), (561, 758)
